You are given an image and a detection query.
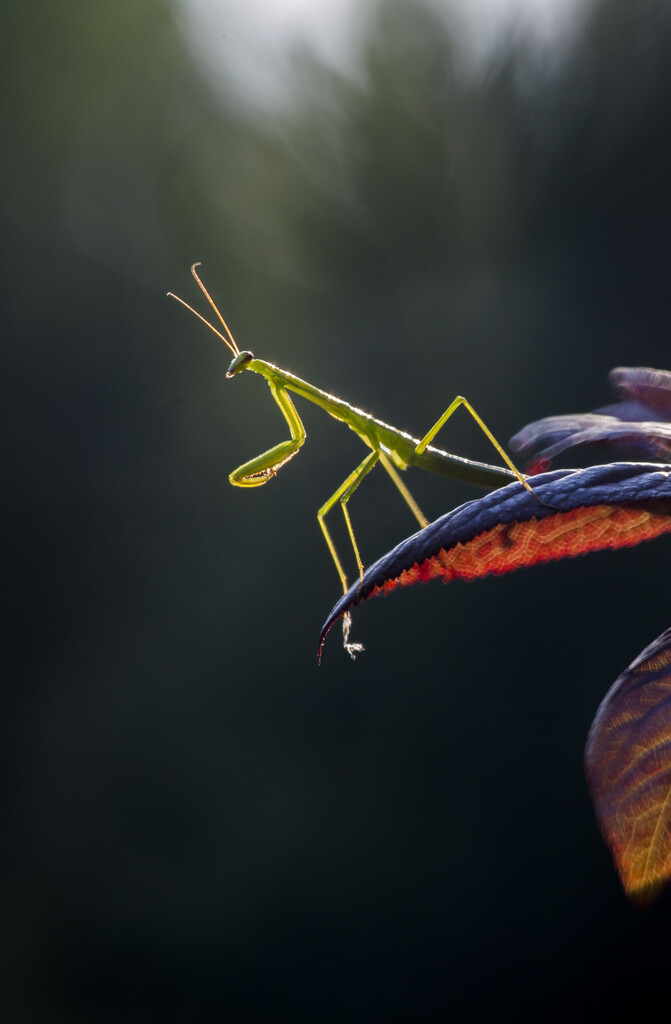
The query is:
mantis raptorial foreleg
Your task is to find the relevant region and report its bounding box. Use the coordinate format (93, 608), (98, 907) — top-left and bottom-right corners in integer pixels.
(415, 395), (534, 497)
(229, 382), (306, 486)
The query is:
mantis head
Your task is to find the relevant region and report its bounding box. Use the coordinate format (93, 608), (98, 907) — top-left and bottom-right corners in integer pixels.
(226, 351), (254, 377)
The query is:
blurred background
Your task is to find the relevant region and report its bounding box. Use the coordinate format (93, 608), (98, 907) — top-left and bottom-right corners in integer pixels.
(4, 0), (671, 1018)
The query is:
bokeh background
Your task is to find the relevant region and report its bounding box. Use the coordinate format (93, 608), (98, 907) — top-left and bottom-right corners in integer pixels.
(5, 0), (671, 1018)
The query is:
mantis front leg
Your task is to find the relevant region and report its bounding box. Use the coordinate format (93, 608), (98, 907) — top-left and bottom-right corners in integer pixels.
(229, 381), (306, 486)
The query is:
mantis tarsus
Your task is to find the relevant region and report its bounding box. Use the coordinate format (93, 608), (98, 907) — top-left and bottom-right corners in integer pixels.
(169, 263), (535, 657)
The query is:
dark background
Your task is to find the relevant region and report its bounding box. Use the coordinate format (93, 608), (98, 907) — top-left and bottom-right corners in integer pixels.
(4, 1), (671, 1019)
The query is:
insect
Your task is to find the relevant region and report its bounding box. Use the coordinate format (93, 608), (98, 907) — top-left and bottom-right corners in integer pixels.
(169, 263), (535, 656)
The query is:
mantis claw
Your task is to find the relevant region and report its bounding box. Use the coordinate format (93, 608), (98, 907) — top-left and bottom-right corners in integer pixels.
(342, 611), (365, 660)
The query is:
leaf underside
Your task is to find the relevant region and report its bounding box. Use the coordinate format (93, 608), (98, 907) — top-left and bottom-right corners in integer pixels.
(585, 627), (671, 905)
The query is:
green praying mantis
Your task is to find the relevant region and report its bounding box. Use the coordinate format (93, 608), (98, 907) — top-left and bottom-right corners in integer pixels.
(169, 264), (535, 656)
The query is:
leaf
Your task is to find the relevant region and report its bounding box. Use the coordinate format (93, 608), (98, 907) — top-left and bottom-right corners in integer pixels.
(609, 366), (671, 420)
(511, 415), (671, 472)
(319, 462), (671, 655)
(585, 627), (671, 905)
(510, 367), (671, 472)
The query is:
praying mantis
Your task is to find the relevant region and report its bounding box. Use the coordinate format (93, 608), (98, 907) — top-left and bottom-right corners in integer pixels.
(169, 264), (535, 657)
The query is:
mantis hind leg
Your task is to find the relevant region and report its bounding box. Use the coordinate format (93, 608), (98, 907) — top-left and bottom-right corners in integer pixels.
(415, 395), (535, 498)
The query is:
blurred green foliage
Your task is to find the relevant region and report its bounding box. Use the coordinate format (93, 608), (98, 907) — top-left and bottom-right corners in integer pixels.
(4, 0), (671, 1019)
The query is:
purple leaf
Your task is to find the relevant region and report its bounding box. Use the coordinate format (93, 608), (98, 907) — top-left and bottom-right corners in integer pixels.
(510, 367), (671, 471)
(609, 366), (671, 420)
(510, 415), (671, 470)
(319, 462), (671, 656)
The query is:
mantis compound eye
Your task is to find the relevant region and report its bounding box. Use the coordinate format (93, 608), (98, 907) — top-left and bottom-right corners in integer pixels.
(226, 351), (254, 377)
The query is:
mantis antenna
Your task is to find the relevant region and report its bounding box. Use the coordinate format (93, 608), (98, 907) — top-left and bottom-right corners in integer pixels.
(167, 263), (240, 357)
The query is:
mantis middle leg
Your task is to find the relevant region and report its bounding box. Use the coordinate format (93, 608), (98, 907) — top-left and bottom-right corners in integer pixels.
(317, 450), (381, 595)
(318, 450), (383, 658)
(318, 447), (436, 658)
(318, 448), (432, 595)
